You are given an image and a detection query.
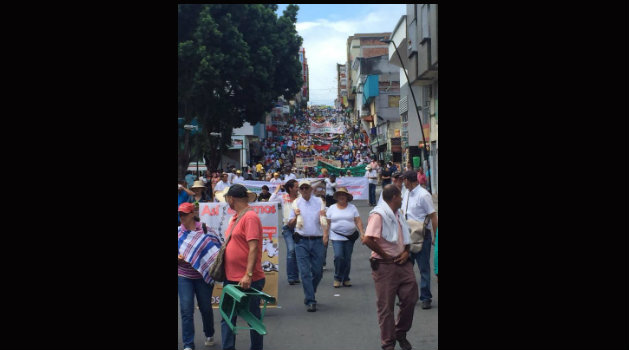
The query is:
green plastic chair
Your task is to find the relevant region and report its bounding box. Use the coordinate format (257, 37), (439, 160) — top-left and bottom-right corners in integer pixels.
(219, 284), (277, 335)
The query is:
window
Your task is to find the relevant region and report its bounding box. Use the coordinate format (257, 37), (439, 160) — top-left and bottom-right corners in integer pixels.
(388, 95), (400, 108)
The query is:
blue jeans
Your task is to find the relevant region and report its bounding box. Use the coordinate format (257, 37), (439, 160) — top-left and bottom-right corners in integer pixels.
(281, 225), (299, 282)
(332, 239), (355, 282)
(295, 237), (325, 305)
(410, 229), (433, 301)
(369, 183), (376, 205)
(178, 276), (215, 350)
(221, 278), (266, 350)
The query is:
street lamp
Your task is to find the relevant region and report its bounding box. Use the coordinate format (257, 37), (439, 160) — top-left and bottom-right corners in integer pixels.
(209, 132), (223, 171)
(184, 124), (200, 177)
(380, 37), (432, 192)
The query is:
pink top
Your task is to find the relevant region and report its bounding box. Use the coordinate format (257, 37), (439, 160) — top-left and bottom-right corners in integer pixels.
(364, 212), (405, 259)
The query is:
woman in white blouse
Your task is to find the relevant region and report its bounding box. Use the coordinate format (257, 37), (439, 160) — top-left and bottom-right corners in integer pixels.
(325, 187), (365, 288)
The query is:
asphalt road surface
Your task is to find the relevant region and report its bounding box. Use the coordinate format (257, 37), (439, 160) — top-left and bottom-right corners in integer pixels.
(178, 193), (438, 350)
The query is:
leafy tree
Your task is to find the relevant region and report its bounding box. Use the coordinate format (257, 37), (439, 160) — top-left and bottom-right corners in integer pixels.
(178, 4), (303, 178)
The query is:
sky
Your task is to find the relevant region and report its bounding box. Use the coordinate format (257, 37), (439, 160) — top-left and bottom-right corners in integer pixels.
(276, 4), (406, 106)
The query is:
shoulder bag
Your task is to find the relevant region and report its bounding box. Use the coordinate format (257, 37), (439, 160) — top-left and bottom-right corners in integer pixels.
(209, 208), (251, 282)
(404, 194), (431, 254)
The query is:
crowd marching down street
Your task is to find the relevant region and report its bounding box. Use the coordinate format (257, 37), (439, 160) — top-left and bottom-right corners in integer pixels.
(178, 105), (438, 350)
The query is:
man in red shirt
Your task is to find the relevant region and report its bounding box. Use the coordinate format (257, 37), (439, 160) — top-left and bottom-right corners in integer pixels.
(222, 184), (266, 350)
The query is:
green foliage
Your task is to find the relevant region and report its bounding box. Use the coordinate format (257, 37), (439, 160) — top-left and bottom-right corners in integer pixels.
(178, 4), (303, 174)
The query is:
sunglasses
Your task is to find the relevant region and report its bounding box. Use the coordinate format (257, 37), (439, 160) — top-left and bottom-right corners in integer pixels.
(299, 186), (311, 190)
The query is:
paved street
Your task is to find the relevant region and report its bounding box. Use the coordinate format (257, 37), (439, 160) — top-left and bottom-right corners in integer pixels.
(178, 189), (438, 350)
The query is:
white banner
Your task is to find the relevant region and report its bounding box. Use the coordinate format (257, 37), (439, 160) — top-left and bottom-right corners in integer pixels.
(227, 177), (368, 200)
(297, 177), (369, 201)
(199, 202), (280, 307)
(238, 180), (281, 194)
(309, 120), (345, 134)
(334, 177), (369, 200)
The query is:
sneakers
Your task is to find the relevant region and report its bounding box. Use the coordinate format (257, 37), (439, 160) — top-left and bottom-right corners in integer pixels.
(396, 334), (413, 350)
(343, 280), (352, 287)
(421, 300), (432, 309)
(204, 336), (214, 346)
(333, 280), (341, 288)
(307, 303), (317, 312)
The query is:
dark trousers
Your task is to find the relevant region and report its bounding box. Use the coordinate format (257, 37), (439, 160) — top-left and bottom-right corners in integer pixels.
(369, 183), (377, 205)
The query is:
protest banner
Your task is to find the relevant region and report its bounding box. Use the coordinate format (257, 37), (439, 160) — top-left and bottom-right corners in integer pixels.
(309, 120), (345, 134)
(296, 176), (368, 200)
(199, 202), (280, 308)
(237, 180), (280, 195)
(316, 157), (342, 168)
(295, 157), (318, 168)
(334, 176), (368, 200)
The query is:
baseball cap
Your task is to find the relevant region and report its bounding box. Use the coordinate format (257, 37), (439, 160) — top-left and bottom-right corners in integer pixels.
(226, 184), (248, 198)
(298, 180), (312, 188)
(402, 170), (418, 181)
(178, 202), (195, 214)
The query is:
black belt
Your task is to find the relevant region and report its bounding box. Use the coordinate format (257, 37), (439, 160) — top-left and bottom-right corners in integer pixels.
(296, 234), (322, 240)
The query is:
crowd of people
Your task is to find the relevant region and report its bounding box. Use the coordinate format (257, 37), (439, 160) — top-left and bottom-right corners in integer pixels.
(178, 104), (439, 350)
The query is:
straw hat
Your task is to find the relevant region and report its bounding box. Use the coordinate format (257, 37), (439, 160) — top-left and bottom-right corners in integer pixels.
(215, 185), (257, 203)
(333, 187), (353, 201)
(214, 187), (230, 202)
(191, 180), (206, 189)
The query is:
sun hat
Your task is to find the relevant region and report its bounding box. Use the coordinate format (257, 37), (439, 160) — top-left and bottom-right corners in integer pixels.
(298, 179), (312, 188)
(333, 187), (353, 202)
(191, 180), (206, 189)
(178, 202), (195, 214)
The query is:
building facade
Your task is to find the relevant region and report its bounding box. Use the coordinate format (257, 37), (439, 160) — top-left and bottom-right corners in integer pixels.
(386, 4), (438, 194)
(296, 47), (309, 107)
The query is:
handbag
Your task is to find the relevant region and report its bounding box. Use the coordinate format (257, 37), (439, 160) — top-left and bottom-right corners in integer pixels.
(404, 194), (431, 254)
(209, 208), (251, 282)
(334, 229), (360, 242)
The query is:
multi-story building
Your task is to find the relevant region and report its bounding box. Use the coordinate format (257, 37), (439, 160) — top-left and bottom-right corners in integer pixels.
(352, 55), (401, 163)
(296, 47), (309, 107)
(336, 63), (348, 110)
(345, 33), (391, 124)
(386, 4), (438, 194)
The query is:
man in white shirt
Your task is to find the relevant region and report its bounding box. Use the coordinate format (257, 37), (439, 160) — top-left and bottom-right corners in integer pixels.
(288, 180), (328, 312)
(401, 170), (438, 310)
(232, 170), (245, 184)
(213, 173), (230, 202)
(269, 172), (282, 185)
(284, 168), (297, 181)
(365, 165), (379, 206)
